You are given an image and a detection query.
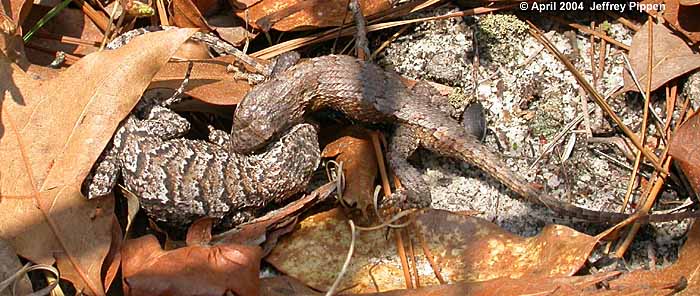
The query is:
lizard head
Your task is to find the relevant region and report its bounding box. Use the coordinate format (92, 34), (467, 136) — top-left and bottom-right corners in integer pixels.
(230, 74), (312, 153)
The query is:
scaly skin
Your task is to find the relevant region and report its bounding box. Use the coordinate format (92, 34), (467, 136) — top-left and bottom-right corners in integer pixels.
(85, 103), (320, 227)
(231, 55), (697, 224)
(84, 29), (321, 228)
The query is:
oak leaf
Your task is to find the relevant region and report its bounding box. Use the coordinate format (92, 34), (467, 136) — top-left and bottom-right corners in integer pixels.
(622, 21), (700, 93)
(0, 28), (197, 295)
(267, 209), (599, 293)
(122, 221), (262, 295)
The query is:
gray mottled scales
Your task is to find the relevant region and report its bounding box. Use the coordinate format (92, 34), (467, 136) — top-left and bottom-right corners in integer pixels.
(84, 29), (320, 227)
(84, 102), (320, 227)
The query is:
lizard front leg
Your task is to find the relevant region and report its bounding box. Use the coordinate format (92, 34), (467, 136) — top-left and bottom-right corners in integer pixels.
(385, 124), (432, 209)
(84, 105), (190, 199)
(136, 105), (191, 140)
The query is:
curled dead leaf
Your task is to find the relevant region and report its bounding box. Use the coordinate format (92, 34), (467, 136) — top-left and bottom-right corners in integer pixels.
(266, 208), (599, 293)
(0, 28), (197, 295)
(122, 232), (262, 295)
(212, 182), (337, 256)
(321, 127), (378, 217)
(622, 21), (700, 93)
(149, 56), (252, 105)
(662, 0), (700, 43)
(171, 0), (212, 30)
(601, 220), (700, 294)
(669, 110), (700, 195)
(0, 11), (28, 68)
(234, 0), (392, 32)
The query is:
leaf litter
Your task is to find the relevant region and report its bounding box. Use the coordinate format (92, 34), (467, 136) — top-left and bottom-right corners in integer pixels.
(0, 27), (196, 294)
(1, 0), (700, 295)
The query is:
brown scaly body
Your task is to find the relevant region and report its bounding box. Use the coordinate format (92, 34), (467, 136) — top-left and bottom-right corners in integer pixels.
(85, 103), (320, 227)
(231, 55), (696, 224)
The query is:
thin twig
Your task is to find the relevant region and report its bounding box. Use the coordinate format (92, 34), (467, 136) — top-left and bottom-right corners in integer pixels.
(332, 0), (352, 55)
(615, 18), (660, 257)
(415, 221), (445, 284)
(72, 0), (110, 32)
(604, 11), (641, 31)
(99, 3), (120, 50)
(325, 220), (357, 296)
(370, 24), (410, 61)
(621, 54), (668, 140)
(156, 0), (169, 25)
(24, 43), (81, 63)
(407, 228), (420, 288)
(547, 15), (630, 50)
(34, 32), (101, 47)
(590, 148), (640, 174)
(370, 132), (393, 200)
(252, 6), (513, 59)
(664, 85), (677, 133)
(395, 229), (413, 289)
(350, 0), (370, 60)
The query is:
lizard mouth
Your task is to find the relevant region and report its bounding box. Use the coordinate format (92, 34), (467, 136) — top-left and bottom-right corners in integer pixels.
(230, 124), (272, 154)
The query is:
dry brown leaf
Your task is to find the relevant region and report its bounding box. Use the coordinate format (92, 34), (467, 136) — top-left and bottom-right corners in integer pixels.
(102, 217), (122, 293)
(212, 182), (336, 255)
(185, 217), (216, 245)
(321, 127), (377, 216)
(668, 110), (700, 195)
(234, 0), (392, 32)
(207, 14), (256, 46)
(22, 7), (102, 66)
(599, 220), (700, 294)
(171, 0), (212, 31)
(0, 0), (32, 29)
(122, 223), (262, 296)
(622, 21), (700, 93)
(361, 272), (626, 296)
(149, 56), (252, 105)
(173, 39), (211, 60)
(0, 12), (28, 69)
(214, 26), (254, 46)
(0, 239), (33, 296)
(260, 276), (322, 296)
(0, 28), (197, 295)
(663, 0), (700, 43)
(266, 208), (599, 293)
(191, 0), (218, 14)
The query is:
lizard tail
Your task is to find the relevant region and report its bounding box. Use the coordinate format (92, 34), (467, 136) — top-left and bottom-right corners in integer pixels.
(441, 131), (697, 223)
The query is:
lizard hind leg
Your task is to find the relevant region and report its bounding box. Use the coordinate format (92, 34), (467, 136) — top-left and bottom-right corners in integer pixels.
(386, 124), (432, 209)
(84, 148), (121, 199)
(207, 125), (230, 146)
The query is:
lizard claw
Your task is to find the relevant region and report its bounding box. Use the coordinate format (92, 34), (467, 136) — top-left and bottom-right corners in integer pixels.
(382, 187), (431, 210)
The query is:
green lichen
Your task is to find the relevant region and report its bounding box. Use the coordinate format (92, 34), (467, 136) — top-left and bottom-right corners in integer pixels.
(476, 14), (528, 64)
(531, 94), (565, 138)
(599, 21), (612, 35)
(447, 87), (472, 109)
(128, 1), (155, 18)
